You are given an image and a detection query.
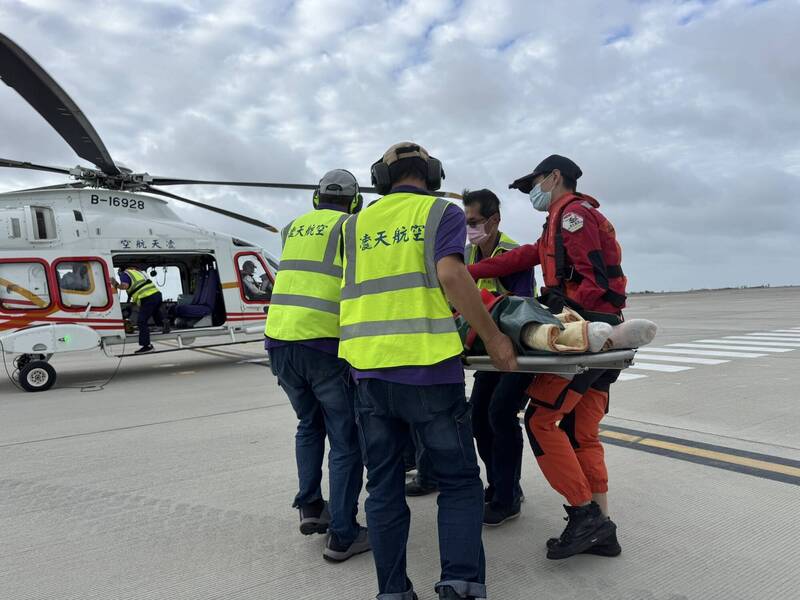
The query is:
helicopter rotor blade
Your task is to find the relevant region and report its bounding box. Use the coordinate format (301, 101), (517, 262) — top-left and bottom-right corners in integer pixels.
(149, 177), (319, 191)
(16, 182), (87, 192)
(147, 177), (462, 199)
(0, 157), (72, 175)
(144, 186), (279, 233)
(0, 33), (120, 176)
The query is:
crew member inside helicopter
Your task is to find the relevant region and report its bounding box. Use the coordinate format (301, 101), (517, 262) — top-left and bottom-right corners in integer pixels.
(111, 266), (171, 354)
(241, 260), (272, 301)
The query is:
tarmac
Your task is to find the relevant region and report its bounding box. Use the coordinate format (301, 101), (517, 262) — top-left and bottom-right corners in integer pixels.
(1, 287), (799, 600)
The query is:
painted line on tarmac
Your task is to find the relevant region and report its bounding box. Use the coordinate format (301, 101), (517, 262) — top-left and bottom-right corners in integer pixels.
(645, 347), (766, 358)
(721, 337), (800, 346)
(633, 352), (729, 365)
(616, 372), (648, 382)
(600, 424), (800, 486)
(667, 343), (792, 353)
(628, 362), (693, 373)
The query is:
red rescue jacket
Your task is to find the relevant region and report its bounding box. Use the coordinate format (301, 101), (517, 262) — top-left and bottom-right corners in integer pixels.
(467, 192), (627, 316)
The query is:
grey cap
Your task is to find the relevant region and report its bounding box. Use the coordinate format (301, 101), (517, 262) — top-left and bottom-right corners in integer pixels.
(318, 169), (358, 197)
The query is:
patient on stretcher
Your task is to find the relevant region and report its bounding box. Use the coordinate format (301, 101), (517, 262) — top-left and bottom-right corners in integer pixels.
(457, 292), (657, 356)
(520, 307), (657, 354)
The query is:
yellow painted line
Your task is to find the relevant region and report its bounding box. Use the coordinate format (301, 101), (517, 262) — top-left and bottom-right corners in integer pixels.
(637, 438), (800, 478)
(221, 282), (239, 289)
(600, 430), (642, 443)
(176, 371), (196, 376)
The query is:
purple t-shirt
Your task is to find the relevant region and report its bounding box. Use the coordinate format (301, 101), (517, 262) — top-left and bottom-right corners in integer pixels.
(351, 186), (465, 385)
(471, 240), (535, 297)
(265, 202), (348, 357)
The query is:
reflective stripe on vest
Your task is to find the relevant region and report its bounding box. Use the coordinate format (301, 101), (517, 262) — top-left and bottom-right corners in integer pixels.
(265, 209), (348, 341)
(338, 192), (463, 370)
(465, 232), (520, 293)
(125, 269), (158, 305)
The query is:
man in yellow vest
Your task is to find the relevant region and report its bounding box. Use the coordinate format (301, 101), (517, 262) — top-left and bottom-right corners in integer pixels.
(462, 189), (536, 528)
(112, 266), (169, 354)
(339, 143), (517, 600)
(265, 169), (370, 563)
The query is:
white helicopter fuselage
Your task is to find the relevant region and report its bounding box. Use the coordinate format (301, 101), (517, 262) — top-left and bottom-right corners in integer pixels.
(0, 187), (276, 361)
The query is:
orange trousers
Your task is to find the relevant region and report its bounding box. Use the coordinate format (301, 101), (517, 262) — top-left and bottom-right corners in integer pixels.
(524, 370), (615, 506)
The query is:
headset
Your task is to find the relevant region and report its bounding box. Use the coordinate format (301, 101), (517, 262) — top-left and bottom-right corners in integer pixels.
(312, 169), (363, 214)
(370, 144), (445, 195)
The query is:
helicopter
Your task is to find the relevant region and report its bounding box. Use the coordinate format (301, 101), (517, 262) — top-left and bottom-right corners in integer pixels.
(0, 32), (392, 393)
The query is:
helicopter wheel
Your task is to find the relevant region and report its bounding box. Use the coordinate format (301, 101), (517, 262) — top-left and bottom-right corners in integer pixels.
(19, 361), (57, 393)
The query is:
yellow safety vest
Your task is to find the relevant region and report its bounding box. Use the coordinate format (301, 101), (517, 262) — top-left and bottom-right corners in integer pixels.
(265, 208), (349, 341)
(125, 269), (158, 305)
(338, 192), (463, 370)
(465, 232), (520, 293)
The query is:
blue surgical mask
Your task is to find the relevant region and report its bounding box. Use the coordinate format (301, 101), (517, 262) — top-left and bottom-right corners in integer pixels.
(529, 175), (554, 212)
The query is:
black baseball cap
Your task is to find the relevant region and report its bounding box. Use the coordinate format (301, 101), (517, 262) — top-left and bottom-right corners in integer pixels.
(509, 154), (583, 194)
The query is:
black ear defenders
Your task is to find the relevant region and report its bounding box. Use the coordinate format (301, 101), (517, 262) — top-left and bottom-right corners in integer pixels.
(312, 169), (363, 214)
(370, 146), (445, 195)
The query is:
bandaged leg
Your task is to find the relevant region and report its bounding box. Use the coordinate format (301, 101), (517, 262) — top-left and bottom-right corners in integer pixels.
(522, 321), (612, 353)
(605, 319), (658, 350)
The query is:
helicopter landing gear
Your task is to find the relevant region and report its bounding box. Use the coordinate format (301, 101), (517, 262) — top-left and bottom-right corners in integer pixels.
(14, 354), (57, 393)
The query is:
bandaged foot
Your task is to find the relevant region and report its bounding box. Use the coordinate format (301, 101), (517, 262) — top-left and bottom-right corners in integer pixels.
(606, 319), (658, 349)
(587, 322), (613, 352)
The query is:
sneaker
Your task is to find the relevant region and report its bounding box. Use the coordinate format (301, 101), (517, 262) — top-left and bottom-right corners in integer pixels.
(547, 527), (621, 557)
(134, 345), (154, 354)
(405, 479), (438, 497)
(162, 322), (172, 334)
(483, 501), (521, 527)
(323, 526), (371, 562)
(299, 500), (330, 535)
(437, 585), (475, 599)
(546, 502), (616, 560)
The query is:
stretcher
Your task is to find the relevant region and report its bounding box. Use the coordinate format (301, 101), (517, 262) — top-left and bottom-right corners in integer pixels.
(464, 348), (637, 375)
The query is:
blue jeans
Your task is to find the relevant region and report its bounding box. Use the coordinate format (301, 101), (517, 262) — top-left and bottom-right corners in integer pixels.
(355, 379), (486, 600)
(269, 344), (363, 545)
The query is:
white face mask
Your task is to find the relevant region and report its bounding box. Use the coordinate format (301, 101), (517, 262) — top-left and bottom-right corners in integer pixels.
(529, 174), (555, 212)
(466, 222), (490, 245)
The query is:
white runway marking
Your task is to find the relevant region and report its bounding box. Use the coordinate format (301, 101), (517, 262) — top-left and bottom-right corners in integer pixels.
(617, 372), (648, 382)
(667, 343), (792, 353)
(645, 347), (766, 358)
(750, 332), (800, 337)
(634, 353), (729, 365)
(720, 337), (800, 346)
(629, 362), (693, 373)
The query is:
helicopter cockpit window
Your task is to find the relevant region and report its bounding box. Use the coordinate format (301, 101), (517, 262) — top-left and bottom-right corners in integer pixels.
(55, 260), (110, 310)
(0, 261), (52, 311)
(236, 254), (272, 302)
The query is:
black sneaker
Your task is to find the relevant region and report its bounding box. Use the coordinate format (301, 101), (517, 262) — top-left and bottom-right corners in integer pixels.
(547, 527), (621, 557)
(134, 345), (154, 354)
(298, 500), (330, 535)
(437, 585), (475, 599)
(483, 501), (521, 527)
(405, 479), (438, 497)
(323, 526), (371, 562)
(546, 502), (616, 560)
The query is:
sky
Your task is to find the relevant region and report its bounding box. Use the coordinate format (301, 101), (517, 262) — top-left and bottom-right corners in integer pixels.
(1, 0), (798, 292)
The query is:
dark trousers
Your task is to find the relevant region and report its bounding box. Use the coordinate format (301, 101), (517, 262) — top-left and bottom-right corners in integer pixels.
(137, 292), (164, 347)
(470, 371), (532, 508)
(355, 379), (485, 600)
(269, 344), (363, 546)
(403, 427), (437, 487)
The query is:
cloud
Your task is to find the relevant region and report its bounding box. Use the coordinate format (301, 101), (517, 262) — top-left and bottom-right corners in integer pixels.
(1, 0), (798, 291)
